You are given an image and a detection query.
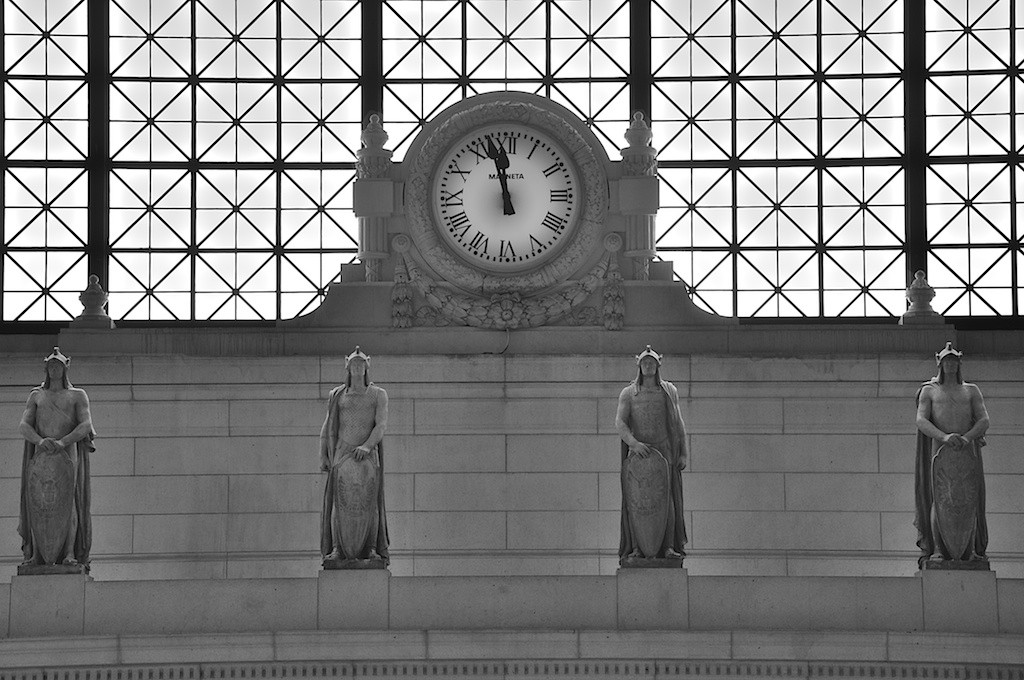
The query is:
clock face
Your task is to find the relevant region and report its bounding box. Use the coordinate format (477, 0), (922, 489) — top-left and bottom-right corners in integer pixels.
(432, 123), (580, 273)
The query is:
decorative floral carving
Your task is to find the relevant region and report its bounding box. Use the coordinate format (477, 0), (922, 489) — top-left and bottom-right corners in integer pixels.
(391, 261), (414, 328)
(356, 114), (393, 179)
(620, 111), (658, 177)
(602, 260), (625, 330)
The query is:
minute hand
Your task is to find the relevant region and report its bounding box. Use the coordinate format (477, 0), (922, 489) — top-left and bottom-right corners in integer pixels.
(485, 136), (516, 215)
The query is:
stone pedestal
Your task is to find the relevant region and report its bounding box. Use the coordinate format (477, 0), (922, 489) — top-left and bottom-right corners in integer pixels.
(10, 573), (92, 637)
(17, 563), (89, 576)
(616, 567), (688, 630)
(317, 568), (390, 630)
(920, 567), (997, 633)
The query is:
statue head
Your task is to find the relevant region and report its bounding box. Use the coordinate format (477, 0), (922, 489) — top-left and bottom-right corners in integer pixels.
(42, 346), (71, 389)
(635, 345), (662, 386)
(345, 346), (370, 387)
(935, 341), (963, 384)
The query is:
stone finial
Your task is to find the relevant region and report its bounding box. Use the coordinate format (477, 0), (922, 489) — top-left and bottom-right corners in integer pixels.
(71, 275), (115, 329)
(900, 270), (942, 326)
(621, 111), (657, 177)
(356, 114), (393, 179)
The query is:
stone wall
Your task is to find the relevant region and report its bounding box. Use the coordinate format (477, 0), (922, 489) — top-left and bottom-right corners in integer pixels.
(2, 351), (1022, 581)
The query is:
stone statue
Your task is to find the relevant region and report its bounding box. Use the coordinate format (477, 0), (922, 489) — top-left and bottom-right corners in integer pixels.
(17, 347), (95, 573)
(615, 345), (687, 566)
(319, 346), (390, 567)
(914, 342), (990, 568)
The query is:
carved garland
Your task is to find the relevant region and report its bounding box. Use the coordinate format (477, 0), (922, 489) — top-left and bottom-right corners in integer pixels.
(404, 97), (609, 296)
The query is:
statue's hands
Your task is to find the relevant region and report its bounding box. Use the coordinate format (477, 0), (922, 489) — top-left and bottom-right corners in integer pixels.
(943, 433), (968, 449)
(36, 437), (60, 454)
(628, 442), (654, 458)
(354, 445), (372, 461)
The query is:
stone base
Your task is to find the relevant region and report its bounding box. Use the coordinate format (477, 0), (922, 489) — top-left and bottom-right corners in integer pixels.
(322, 556), (388, 570)
(17, 562), (89, 576)
(618, 556), (685, 569)
(921, 558), (991, 571)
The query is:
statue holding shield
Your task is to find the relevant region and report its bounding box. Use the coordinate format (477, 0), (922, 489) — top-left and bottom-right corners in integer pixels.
(17, 347), (95, 574)
(319, 346), (390, 568)
(914, 342), (990, 569)
(615, 345), (687, 567)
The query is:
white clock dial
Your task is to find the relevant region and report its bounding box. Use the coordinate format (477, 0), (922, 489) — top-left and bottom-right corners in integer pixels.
(432, 123), (580, 273)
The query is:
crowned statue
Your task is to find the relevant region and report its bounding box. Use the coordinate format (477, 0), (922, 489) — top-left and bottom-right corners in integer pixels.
(615, 345), (688, 566)
(319, 346), (390, 568)
(17, 347), (95, 574)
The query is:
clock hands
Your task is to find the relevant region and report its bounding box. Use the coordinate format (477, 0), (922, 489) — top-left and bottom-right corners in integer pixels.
(485, 135), (516, 215)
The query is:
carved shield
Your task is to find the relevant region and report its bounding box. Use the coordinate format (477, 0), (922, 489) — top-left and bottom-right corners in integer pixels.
(932, 444), (982, 560)
(624, 449), (670, 558)
(332, 455), (379, 560)
(27, 449), (75, 565)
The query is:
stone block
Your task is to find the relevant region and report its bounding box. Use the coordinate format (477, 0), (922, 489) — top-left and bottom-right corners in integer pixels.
(0, 478), (19, 517)
(135, 436), (230, 475)
(691, 381), (877, 398)
(985, 513), (1024, 555)
(9, 573), (89, 637)
(92, 475), (228, 514)
(506, 355), (689, 384)
(983, 474), (1024, 512)
(782, 397), (906, 434)
(67, 355), (135, 385)
(84, 579), (317, 635)
(426, 630), (579, 659)
(784, 473), (913, 511)
(785, 556), (917, 578)
(275, 630), (427, 661)
(133, 356), (319, 385)
(100, 400), (231, 438)
(388, 435), (506, 473)
(0, 440), (22, 478)
(227, 512), (319, 552)
(506, 511), (618, 551)
(616, 567), (689, 629)
(133, 514), (227, 553)
(325, 355), (505, 384)
(682, 556), (788, 577)
(731, 630), (888, 661)
(921, 568), (998, 633)
(90, 437), (135, 476)
(228, 399), (328, 436)
(508, 434), (620, 472)
(388, 575), (617, 629)
(91, 515), (134, 555)
(228, 474), (323, 513)
(390, 511), (506, 551)
(318, 569), (390, 629)
(690, 356), (878, 383)
(387, 382), (506, 400)
(408, 554), (602, 576)
(226, 557), (320, 579)
(684, 398), (785, 434)
(979, 435), (1024, 473)
(888, 631), (1024, 665)
(90, 557), (227, 581)
(983, 398), (1024, 433)
(415, 398), (599, 435)
(414, 472), (598, 511)
(579, 631), (731, 659)
(119, 632), (275, 664)
(0, 584), (7, 636)
(0, 637), (119, 666)
(997, 579), (1024, 633)
(688, 576), (923, 631)
(686, 473), (786, 511)
(689, 511), (881, 551)
(133, 383), (319, 402)
(230, 436), (320, 475)
(689, 434), (880, 473)
(878, 434), (918, 473)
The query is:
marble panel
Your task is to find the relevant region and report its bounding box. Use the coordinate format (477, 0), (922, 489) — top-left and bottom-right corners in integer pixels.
(415, 398), (599, 435)
(785, 556), (917, 578)
(132, 383), (319, 401)
(228, 436), (321, 475)
(782, 397), (906, 434)
(888, 631), (1024, 665)
(878, 434), (918, 474)
(731, 630), (888, 661)
(616, 568), (688, 629)
(691, 381), (878, 398)
(324, 355), (505, 384)
(680, 398), (785, 435)
(275, 630), (427, 661)
(681, 556), (788, 577)
(99, 401), (231, 438)
(387, 435), (506, 473)
(690, 434), (880, 473)
(977, 436), (1024, 473)
(407, 554), (602, 576)
(784, 473), (913, 511)
(132, 514), (227, 553)
(226, 557), (320, 579)
(688, 576), (923, 631)
(9, 573), (89, 637)
(504, 381), (629, 400)
(413, 473), (598, 511)
(690, 356), (879, 383)
(135, 436), (230, 475)
(227, 513), (319, 553)
(89, 558), (227, 581)
(84, 579), (317, 635)
(689, 511), (882, 551)
(506, 355), (690, 384)
(507, 434), (620, 472)
(578, 631), (731, 659)
(133, 356), (319, 385)
(426, 630), (579, 659)
(921, 569), (998, 633)
(91, 515), (134, 555)
(91, 475), (228, 514)
(0, 440), (21, 478)
(0, 637), (119, 666)
(89, 437), (135, 476)
(0, 478), (19, 517)
(228, 399), (332, 436)
(119, 632), (275, 664)
(318, 569), (389, 629)
(228, 474), (323, 513)
(983, 474), (1024, 512)
(0, 584), (7, 637)
(986, 513), (1024, 554)
(506, 511), (618, 550)
(980, 398), (1024, 434)
(996, 579), (1024, 633)
(388, 575), (616, 629)
(390, 511), (506, 551)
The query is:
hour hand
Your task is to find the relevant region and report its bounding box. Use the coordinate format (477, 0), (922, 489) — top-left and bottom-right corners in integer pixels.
(485, 136), (515, 215)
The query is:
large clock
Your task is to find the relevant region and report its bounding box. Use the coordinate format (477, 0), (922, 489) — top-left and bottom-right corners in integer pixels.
(404, 93), (609, 294)
(433, 123), (581, 273)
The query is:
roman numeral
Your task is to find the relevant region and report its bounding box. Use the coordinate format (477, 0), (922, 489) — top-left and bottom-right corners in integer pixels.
(442, 189), (464, 206)
(543, 162), (561, 177)
(529, 235), (544, 252)
(549, 189), (570, 202)
(500, 240), (516, 258)
(501, 136), (517, 154)
(449, 164), (470, 178)
(449, 212), (471, 238)
(541, 212), (564, 232)
(527, 142), (539, 160)
(469, 231), (489, 253)
(467, 143), (488, 161)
